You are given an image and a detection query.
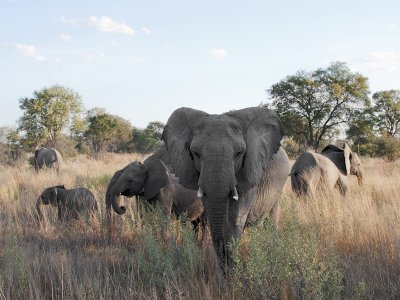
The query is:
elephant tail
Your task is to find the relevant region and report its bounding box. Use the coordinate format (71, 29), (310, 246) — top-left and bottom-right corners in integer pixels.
(290, 171), (309, 196)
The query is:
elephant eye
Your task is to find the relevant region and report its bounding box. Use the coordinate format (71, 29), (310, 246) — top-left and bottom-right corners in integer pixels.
(236, 151), (244, 157)
(193, 151), (201, 159)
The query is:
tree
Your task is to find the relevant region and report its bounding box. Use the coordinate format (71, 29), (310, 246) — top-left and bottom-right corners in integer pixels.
(85, 113), (117, 153)
(132, 121), (165, 153)
(18, 85), (84, 149)
(84, 109), (133, 153)
(346, 107), (376, 155)
(0, 127), (23, 164)
(268, 62), (370, 149)
(372, 134), (400, 161)
(372, 90), (400, 137)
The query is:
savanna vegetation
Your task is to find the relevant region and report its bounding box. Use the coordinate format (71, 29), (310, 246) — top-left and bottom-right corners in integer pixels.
(0, 154), (399, 299)
(0, 61), (399, 299)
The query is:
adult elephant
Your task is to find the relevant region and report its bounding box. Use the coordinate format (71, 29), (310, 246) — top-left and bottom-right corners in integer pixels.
(34, 147), (63, 172)
(291, 143), (363, 196)
(36, 185), (98, 221)
(161, 107), (290, 268)
(106, 147), (203, 224)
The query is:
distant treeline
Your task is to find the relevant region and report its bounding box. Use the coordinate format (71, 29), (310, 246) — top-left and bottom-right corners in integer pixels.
(1, 61), (399, 163)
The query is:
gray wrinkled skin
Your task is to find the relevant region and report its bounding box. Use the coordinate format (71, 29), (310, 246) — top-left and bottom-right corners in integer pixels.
(162, 106), (290, 268)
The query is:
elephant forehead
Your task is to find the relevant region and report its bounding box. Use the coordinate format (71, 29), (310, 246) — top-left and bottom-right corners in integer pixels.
(195, 115), (242, 137)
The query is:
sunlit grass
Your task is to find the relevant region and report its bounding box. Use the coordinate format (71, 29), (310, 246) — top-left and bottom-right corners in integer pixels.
(0, 154), (399, 299)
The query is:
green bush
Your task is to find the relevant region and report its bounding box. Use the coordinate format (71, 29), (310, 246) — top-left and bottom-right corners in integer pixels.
(233, 207), (343, 299)
(372, 135), (400, 161)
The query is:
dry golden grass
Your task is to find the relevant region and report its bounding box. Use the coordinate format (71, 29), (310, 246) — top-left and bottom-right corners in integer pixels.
(0, 154), (399, 299)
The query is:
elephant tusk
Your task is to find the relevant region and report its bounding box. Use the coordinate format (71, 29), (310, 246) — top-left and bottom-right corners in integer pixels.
(232, 186), (239, 201)
(197, 187), (204, 198)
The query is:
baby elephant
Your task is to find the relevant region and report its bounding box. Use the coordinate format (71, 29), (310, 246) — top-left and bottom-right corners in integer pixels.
(106, 149), (204, 224)
(36, 185), (98, 221)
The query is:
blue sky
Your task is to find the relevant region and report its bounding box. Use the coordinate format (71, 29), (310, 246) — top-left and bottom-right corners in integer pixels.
(1, 0), (399, 129)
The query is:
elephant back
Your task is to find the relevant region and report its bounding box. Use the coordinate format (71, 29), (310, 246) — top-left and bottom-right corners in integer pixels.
(144, 146), (174, 173)
(66, 188), (97, 211)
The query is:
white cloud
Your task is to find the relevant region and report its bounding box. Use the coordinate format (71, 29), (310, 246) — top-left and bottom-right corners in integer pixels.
(389, 23), (399, 29)
(60, 16), (80, 26)
(350, 51), (400, 72)
(141, 27), (151, 34)
(209, 48), (228, 60)
(88, 16), (135, 35)
(60, 34), (72, 43)
(14, 44), (45, 61)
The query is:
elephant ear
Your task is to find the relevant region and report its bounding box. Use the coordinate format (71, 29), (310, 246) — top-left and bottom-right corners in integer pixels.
(143, 159), (169, 200)
(321, 144), (351, 175)
(106, 168), (124, 198)
(162, 107), (208, 189)
(343, 144), (352, 176)
(227, 107), (284, 193)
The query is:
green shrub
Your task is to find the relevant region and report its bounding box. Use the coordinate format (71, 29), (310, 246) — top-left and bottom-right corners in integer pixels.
(233, 206), (343, 299)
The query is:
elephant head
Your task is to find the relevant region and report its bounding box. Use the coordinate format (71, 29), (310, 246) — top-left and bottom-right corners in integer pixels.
(162, 107), (283, 265)
(106, 158), (169, 215)
(321, 143), (363, 185)
(36, 185), (65, 219)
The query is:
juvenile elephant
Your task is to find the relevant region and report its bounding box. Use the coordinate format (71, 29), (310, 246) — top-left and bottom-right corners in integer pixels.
(36, 185), (98, 221)
(291, 143), (363, 196)
(34, 147), (63, 172)
(106, 148), (204, 224)
(161, 107), (290, 268)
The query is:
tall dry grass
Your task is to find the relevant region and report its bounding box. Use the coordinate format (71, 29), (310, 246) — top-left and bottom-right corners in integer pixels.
(0, 154), (399, 299)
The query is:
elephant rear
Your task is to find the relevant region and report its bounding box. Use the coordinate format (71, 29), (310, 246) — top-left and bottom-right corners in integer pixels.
(291, 151), (317, 196)
(67, 188), (98, 216)
(34, 148), (62, 172)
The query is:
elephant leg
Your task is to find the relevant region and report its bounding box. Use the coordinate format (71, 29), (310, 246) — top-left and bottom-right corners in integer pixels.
(58, 207), (64, 221)
(337, 175), (348, 196)
(158, 188), (173, 219)
(270, 200), (280, 230)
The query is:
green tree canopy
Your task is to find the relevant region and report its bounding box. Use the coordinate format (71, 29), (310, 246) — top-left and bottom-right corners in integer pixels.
(84, 108), (133, 153)
(132, 121), (165, 153)
(346, 107), (376, 155)
(18, 85), (84, 149)
(372, 90), (400, 137)
(268, 62), (370, 149)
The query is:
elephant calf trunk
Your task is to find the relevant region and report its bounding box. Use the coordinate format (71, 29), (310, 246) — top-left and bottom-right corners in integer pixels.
(110, 194), (127, 215)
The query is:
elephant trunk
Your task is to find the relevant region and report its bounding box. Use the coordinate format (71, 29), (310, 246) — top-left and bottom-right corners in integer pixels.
(109, 193), (126, 215)
(200, 157), (236, 267)
(206, 195), (230, 265)
(36, 197), (43, 220)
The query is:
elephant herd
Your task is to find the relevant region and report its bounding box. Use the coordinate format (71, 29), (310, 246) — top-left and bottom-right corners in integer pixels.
(34, 106), (363, 270)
